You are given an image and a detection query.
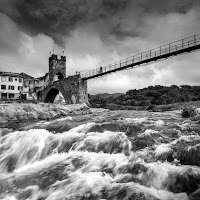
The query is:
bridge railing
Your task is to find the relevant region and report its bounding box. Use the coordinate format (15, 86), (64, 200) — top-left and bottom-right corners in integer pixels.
(79, 34), (200, 79)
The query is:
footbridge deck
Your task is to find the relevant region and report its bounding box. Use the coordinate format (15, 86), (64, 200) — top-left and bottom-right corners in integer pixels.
(79, 34), (200, 80)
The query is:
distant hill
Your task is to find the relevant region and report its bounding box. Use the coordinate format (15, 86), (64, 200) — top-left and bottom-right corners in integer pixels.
(89, 85), (200, 110)
(91, 93), (124, 99)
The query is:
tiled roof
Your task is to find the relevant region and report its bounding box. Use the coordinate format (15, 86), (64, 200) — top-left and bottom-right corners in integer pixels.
(0, 71), (22, 77)
(0, 71), (44, 81)
(19, 73), (36, 80)
(37, 73), (48, 80)
(37, 76), (45, 80)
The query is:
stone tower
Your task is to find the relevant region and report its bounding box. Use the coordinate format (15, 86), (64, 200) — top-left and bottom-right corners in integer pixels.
(49, 54), (66, 83)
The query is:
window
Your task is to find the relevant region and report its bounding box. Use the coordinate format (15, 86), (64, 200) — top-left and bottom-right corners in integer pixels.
(9, 77), (13, 82)
(8, 85), (14, 90)
(1, 93), (7, 99)
(8, 93), (14, 99)
(18, 86), (23, 91)
(15, 78), (18, 81)
(1, 85), (6, 90)
(1, 76), (6, 82)
(19, 78), (22, 83)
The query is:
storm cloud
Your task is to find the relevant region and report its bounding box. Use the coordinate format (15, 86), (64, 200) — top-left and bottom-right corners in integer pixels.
(0, 0), (200, 93)
(1, 0), (199, 45)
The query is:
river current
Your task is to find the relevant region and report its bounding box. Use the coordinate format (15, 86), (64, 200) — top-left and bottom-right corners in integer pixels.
(0, 108), (200, 200)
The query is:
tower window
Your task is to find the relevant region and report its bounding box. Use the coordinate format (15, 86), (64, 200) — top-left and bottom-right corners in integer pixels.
(9, 77), (13, 82)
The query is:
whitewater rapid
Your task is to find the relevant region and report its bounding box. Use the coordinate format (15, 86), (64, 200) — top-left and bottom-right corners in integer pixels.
(0, 108), (200, 200)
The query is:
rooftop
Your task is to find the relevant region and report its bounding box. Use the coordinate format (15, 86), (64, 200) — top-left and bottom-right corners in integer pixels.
(37, 73), (49, 80)
(0, 71), (22, 78)
(0, 71), (38, 80)
(20, 73), (37, 80)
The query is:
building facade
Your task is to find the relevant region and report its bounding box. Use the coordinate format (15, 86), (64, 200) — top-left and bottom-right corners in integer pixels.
(0, 72), (39, 100)
(0, 72), (23, 100)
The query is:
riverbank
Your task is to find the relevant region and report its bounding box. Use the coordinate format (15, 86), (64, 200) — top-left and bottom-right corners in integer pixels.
(0, 103), (91, 128)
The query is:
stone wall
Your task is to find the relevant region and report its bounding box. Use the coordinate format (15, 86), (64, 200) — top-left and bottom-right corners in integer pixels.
(78, 78), (88, 103)
(39, 75), (88, 104)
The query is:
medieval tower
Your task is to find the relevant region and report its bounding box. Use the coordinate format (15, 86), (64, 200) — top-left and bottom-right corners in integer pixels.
(49, 54), (66, 83)
(38, 53), (88, 105)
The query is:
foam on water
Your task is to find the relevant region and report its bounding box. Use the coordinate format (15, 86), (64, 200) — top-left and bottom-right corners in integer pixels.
(0, 109), (200, 199)
(23, 116), (73, 131)
(0, 129), (85, 173)
(73, 130), (132, 155)
(155, 143), (172, 157)
(68, 122), (96, 133)
(155, 120), (165, 126)
(1, 196), (17, 200)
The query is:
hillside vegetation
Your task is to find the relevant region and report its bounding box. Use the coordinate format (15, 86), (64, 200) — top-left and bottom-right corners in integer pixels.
(89, 85), (200, 111)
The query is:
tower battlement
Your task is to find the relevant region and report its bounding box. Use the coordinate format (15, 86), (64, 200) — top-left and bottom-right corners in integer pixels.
(49, 54), (66, 62)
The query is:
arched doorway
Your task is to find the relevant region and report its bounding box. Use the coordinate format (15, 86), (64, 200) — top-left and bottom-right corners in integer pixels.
(54, 72), (64, 81)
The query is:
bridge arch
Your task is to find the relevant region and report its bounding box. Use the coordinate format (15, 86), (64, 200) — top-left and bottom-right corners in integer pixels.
(38, 75), (88, 105)
(43, 84), (72, 104)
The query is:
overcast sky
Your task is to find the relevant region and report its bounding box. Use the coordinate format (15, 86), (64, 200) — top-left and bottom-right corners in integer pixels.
(0, 0), (200, 94)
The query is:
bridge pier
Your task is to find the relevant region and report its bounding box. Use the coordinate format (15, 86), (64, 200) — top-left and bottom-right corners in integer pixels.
(39, 75), (88, 104)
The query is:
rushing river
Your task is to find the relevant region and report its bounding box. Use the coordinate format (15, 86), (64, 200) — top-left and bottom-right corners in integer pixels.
(0, 108), (200, 200)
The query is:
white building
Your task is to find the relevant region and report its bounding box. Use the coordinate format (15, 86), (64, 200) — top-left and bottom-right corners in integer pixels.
(0, 72), (23, 100)
(0, 71), (39, 100)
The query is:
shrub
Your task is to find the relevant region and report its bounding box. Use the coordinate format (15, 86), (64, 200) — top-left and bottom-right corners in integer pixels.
(147, 105), (156, 112)
(181, 106), (197, 118)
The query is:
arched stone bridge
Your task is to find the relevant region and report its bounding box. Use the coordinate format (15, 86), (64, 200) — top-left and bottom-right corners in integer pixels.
(39, 75), (88, 104)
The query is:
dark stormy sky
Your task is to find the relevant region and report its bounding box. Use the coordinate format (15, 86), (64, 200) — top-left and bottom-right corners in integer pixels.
(0, 0), (200, 94)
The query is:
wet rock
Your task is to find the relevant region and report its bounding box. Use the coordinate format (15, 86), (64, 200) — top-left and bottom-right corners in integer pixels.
(0, 128), (13, 136)
(166, 168), (200, 194)
(106, 182), (186, 200)
(154, 135), (200, 166)
(189, 188), (200, 199)
(159, 129), (181, 139)
(0, 103), (91, 126)
(131, 130), (166, 150)
(176, 144), (200, 166)
(17, 186), (38, 200)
